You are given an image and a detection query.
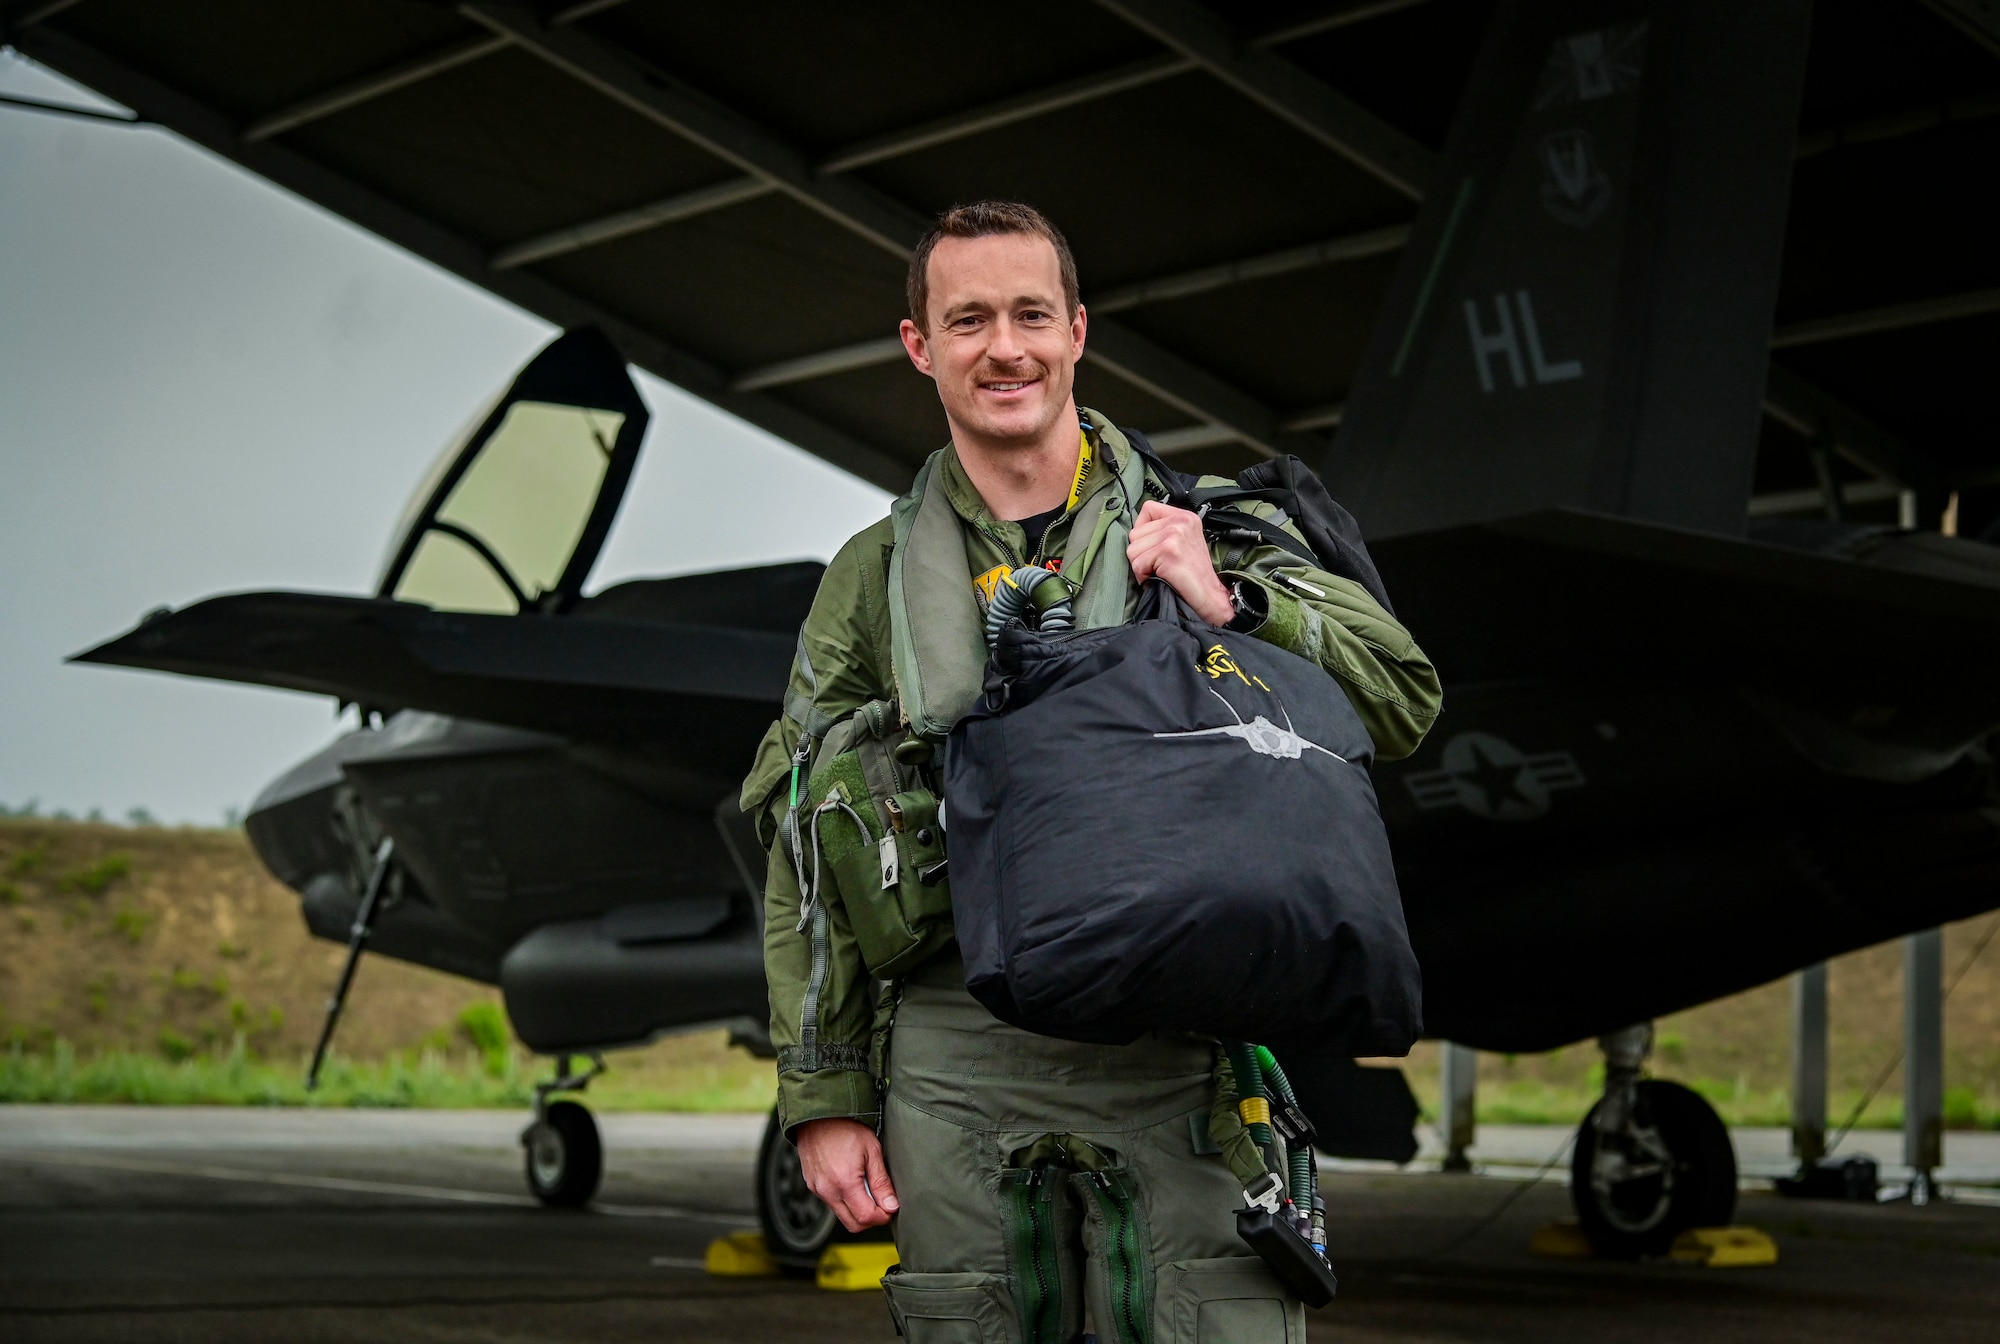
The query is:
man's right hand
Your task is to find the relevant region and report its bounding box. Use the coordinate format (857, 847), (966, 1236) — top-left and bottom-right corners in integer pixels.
(794, 1117), (900, 1231)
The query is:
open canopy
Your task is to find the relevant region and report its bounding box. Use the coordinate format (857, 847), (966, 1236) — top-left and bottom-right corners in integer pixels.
(376, 327), (647, 615)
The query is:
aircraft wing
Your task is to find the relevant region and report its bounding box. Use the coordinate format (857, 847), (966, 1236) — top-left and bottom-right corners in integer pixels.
(1377, 508), (2000, 762)
(70, 590), (792, 748)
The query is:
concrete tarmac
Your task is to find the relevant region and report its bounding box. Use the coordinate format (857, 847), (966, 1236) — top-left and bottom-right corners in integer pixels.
(3, 1106), (1998, 1343)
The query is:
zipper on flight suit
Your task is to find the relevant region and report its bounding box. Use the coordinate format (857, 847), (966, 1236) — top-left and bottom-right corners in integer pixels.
(1082, 1169), (1153, 1344)
(1003, 1167), (1066, 1344)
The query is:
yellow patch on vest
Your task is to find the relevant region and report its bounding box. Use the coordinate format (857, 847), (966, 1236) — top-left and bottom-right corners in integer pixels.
(972, 564), (1011, 608)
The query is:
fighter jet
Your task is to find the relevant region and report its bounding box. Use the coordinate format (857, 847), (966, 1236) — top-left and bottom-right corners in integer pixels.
(76, 315), (2000, 1264)
(46, 0), (2000, 1266)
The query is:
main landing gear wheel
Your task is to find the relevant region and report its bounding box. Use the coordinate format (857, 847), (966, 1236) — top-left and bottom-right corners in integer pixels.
(1571, 1079), (1736, 1258)
(525, 1099), (603, 1207)
(756, 1107), (841, 1275)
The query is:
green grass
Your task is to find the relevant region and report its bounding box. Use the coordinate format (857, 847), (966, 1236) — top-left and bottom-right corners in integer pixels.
(0, 1038), (777, 1112)
(0, 1040), (535, 1108)
(7, 840), (49, 878)
(110, 906), (153, 944)
(57, 851), (131, 896)
(456, 1002), (511, 1077)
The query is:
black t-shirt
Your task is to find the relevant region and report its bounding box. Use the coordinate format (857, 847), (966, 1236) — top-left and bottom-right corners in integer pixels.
(1013, 503), (1065, 561)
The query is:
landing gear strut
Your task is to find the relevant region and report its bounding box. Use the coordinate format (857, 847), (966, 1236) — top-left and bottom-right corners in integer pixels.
(305, 837), (395, 1091)
(522, 1054), (605, 1207)
(1569, 1023), (1736, 1257)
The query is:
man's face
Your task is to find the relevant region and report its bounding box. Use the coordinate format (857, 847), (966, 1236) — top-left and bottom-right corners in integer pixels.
(901, 232), (1085, 446)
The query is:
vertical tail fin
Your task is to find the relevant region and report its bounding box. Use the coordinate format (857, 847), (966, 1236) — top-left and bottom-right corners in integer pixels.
(1329, 0), (1813, 539)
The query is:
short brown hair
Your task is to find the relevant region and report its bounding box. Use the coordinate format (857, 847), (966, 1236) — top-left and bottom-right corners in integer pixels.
(907, 200), (1080, 331)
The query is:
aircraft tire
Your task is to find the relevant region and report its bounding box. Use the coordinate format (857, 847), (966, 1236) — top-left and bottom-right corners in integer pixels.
(756, 1107), (842, 1276)
(1570, 1079), (1736, 1258)
(525, 1099), (603, 1208)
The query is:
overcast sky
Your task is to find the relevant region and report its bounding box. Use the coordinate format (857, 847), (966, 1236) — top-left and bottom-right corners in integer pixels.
(0, 49), (891, 825)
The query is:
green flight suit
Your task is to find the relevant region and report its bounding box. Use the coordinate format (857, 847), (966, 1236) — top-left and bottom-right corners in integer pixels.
(740, 410), (1440, 1342)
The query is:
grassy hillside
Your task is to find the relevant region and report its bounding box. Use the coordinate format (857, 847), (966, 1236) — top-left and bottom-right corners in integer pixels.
(0, 817), (774, 1110)
(2, 816), (1995, 1126)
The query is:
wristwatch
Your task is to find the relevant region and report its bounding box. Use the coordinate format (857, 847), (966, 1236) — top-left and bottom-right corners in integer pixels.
(1225, 579), (1268, 633)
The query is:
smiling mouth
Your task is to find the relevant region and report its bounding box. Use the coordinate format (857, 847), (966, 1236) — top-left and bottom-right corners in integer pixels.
(981, 378), (1037, 393)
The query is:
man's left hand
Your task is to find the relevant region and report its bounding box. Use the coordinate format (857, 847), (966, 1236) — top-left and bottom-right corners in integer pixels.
(1128, 500), (1233, 625)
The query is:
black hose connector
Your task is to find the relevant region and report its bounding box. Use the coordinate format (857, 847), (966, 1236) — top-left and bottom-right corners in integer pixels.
(1255, 1048), (1317, 1210)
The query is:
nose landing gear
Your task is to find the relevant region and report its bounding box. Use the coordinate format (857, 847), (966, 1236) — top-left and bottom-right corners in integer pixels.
(1570, 1024), (1737, 1258)
(522, 1054), (606, 1207)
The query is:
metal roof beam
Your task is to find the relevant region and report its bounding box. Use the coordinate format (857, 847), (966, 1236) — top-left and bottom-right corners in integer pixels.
(492, 176), (773, 270)
(463, 1), (927, 258)
(1093, 0), (1441, 199)
(734, 337), (904, 394)
(1794, 89), (2000, 159)
(153, 0), (1420, 160)
(1770, 285), (2000, 348)
(4, 0), (88, 28)
(8, 21), (914, 494)
(1761, 362), (1948, 500)
(474, 2), (1300, 457)
(1282, 401), (1346, 432)
(1254, 0), (1435, 47)
(822, 4), (1434, 173)
(490, 55), (1193, 268)
(1146, 423), (1241, 454)
(483, 9), (1422, 269)
(1135, 401), (1344, 456)
(1748, 479), (1906, 518)
(237, 0), (628, 144)
(241, 35), (506, 143)
(818, 55), (1193, 173)
(732, 225), (1410, 392)
(1922, 0), (2000, 60)
(1092, 224), (1408, 313)
(1083, 321), (1280, 453)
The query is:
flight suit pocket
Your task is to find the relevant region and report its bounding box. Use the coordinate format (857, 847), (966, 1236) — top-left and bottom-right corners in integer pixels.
(799, 704), (954, 979)
(881, 1268), (1016, 1344)
(1155, 1257), (1305, 1344)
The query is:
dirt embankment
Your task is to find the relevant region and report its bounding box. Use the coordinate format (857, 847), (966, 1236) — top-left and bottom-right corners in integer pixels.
(1, 817), (501, 1059)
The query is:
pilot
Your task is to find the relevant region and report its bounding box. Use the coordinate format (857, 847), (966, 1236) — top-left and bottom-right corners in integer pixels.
(740, 200), (1439, 1342)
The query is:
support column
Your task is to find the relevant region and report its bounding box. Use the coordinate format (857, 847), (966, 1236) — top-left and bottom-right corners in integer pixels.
(1441, 1042), (1477, 1172)
(1791, 963), (1828, 1167)
(1904, 930), (1944, 1202)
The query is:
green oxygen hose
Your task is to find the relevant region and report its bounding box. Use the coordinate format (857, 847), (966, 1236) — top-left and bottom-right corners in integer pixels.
(1256, 1046), (1316, 1210)
(1224, 1041), (1278, 1172)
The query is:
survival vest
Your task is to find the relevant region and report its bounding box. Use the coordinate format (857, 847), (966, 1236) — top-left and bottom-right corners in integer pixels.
(782, 411), (1143, 980)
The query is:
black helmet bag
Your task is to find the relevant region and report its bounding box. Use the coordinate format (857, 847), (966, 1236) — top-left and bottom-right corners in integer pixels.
(942, 583), (1421, 1052)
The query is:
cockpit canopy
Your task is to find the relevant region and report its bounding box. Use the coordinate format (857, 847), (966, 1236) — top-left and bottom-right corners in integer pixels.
(376, 328), (648, 615)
